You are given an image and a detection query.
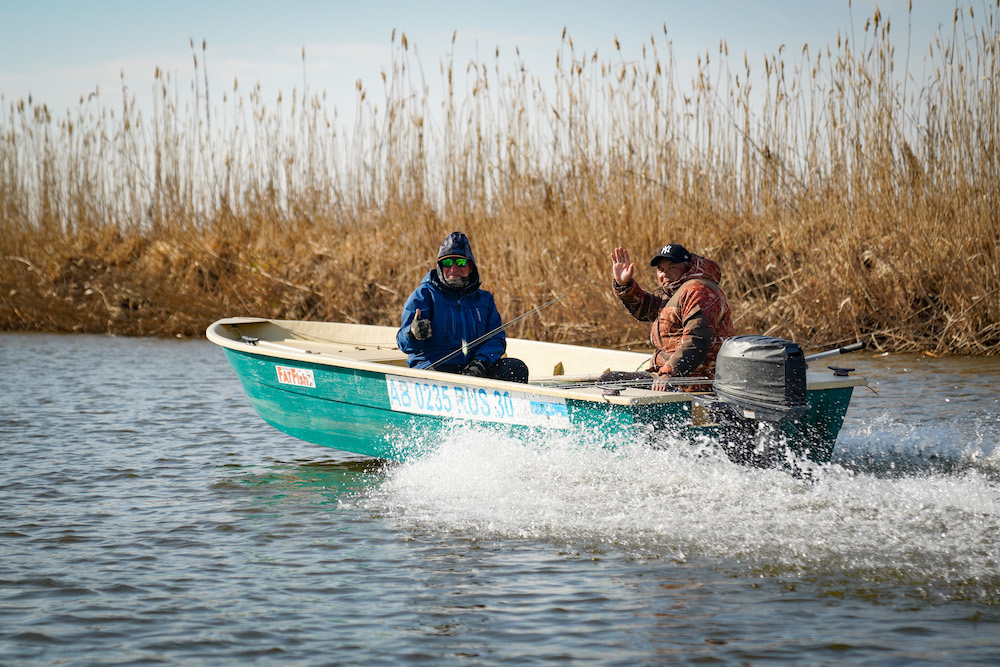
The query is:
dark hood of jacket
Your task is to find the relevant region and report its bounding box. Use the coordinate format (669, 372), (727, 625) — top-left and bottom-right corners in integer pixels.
(431, 231), (482, 297)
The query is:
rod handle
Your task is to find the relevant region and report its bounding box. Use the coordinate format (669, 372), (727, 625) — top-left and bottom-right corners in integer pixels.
(804, 341), (866, 362)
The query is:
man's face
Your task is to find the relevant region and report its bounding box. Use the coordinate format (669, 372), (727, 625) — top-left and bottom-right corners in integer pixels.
(654, 258), (686, 288)
(440, 257), (471, 285)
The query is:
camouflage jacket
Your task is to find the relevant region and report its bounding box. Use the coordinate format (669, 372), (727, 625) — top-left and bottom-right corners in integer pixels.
(614, 255), (735, 387)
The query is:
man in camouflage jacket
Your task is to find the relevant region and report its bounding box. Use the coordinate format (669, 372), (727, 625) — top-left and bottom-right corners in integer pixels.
(610, 243), (734, 391)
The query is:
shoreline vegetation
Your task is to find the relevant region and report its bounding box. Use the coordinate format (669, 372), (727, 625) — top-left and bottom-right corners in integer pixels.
(2, 5), (998, 355)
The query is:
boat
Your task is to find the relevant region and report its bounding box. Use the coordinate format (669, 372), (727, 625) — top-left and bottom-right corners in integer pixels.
(206, 317), (867, 466)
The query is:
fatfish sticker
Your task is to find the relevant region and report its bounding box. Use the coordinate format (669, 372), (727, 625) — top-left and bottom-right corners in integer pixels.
(276, 365), (316, 389)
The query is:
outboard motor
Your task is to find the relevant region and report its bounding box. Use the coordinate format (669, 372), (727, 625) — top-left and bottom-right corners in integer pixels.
(712, 335), (810, 422)
(695, 335), (810, 467)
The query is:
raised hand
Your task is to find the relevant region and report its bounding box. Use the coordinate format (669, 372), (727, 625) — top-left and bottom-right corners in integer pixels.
(410, 308), (432, 340)
(611, 247), (634, 286)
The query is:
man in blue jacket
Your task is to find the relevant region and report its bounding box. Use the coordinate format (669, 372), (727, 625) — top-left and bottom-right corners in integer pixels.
(397, 232), (529, 383)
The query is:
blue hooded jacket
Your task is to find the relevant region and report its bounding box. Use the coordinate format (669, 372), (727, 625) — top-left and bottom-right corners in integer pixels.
(397, 232), (506, 371)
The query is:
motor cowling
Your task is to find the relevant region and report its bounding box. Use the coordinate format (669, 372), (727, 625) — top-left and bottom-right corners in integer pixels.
(711, 335), (809, 423)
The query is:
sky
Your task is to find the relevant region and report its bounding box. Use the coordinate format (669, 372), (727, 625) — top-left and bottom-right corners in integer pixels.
(1, 0), (978, 128)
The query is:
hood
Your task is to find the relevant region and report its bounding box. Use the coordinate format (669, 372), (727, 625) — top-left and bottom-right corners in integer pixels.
(664, 254), (723, 296)
(431, 231), (482, 296)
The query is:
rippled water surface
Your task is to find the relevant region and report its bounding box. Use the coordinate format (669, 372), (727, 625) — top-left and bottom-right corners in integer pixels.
(2, 333), (1000, 665)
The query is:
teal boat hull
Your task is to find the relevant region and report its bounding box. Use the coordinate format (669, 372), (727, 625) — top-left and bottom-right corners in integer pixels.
(220, 345), (857, 464)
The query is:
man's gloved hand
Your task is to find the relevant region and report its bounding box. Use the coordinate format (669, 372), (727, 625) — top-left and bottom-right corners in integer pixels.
(462, 358), (488, 377)
(409, 309), (432, 341)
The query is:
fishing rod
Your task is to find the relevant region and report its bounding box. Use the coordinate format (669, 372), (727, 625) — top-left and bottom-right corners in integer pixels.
(538, 377), (713, 390)
(428, 293), (568, 371)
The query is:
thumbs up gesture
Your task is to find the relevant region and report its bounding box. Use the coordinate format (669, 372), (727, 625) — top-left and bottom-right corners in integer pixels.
(410, 309), (432, 340)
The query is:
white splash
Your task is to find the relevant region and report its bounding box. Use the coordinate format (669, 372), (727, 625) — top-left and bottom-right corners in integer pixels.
(366, 422), (1000, 602)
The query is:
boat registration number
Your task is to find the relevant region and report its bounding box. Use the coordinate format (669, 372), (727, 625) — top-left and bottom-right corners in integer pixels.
(385, 374), (570, 428)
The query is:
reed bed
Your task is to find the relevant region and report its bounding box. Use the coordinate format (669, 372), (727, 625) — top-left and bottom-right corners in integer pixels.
(2, 6), (998, 354)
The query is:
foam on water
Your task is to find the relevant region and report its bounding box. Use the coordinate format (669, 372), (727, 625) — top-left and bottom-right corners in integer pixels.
(368, 421), (1000, 603)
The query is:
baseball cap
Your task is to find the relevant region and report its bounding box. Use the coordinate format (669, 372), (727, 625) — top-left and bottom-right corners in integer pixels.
(649, 243), (691, 266)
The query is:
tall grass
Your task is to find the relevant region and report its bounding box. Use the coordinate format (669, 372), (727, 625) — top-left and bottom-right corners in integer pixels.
(2, 6), (998, 353)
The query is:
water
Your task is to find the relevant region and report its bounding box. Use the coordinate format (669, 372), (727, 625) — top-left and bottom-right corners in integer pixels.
(2, 333), (1000, 665)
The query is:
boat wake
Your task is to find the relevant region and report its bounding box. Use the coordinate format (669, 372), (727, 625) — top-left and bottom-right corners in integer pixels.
(835, 411), (1000, 478)
(365, 419), (1000, 604)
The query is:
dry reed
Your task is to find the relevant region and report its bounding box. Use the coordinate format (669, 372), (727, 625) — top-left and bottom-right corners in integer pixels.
(2, 6), (998, 354)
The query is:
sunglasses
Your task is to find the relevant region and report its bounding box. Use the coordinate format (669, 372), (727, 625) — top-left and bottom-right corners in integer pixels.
(439, 258), (468, 268)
